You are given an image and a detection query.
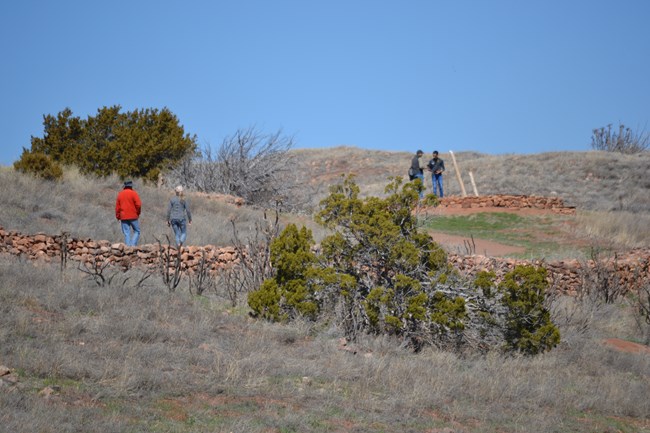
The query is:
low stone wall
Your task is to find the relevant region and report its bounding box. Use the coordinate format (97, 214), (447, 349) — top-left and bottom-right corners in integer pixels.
(1, 227), (648, 294)
(448, 250), (650, 294)
(0, 228), (238, 273)
(439, 195), (576, 215)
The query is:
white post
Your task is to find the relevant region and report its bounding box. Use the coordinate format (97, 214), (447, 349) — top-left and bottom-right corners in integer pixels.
(449, 150), (467, 197)
(468, 170), (479, 196)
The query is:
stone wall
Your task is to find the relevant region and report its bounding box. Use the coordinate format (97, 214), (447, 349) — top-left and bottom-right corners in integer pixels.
(448, 250), (650, 294)
(439, 195), (576, 214)
(0, 228), (237, 273)
(1, 227), (648, 294)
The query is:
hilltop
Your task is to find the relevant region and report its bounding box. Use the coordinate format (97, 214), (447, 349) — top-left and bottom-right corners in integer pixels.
(292, 146), (650, 213)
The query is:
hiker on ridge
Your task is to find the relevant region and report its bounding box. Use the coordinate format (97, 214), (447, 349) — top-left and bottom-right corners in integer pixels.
(409, 149), (425, 199)
(115, 180), (142, 246)
(427, 150), (445, 198)
(167, 185), (192, 248)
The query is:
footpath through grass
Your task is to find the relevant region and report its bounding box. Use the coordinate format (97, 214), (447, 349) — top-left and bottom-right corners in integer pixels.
(422, 212), (587, 259)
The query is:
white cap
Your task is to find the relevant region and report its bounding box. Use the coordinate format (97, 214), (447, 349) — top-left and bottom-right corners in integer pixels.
(175, 185), (183, 193)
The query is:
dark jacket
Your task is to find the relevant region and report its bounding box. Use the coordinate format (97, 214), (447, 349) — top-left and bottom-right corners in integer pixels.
(410, 154), (423, 179)
(427, 157), (445, 174)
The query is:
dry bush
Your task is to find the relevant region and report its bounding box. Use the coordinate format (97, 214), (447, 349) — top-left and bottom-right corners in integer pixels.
(591, 123), (650, 154)
(215, 209), (280, 306)
(630, 283), (650, 345)
(165, 128), (310, 211)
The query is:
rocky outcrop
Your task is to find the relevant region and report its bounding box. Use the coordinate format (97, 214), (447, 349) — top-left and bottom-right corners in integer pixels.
(439, 195), (576, 214)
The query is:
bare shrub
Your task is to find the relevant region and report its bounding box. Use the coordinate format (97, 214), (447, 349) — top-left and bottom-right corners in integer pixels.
(166, 127), (304, 209)
(216, 209), (280, 306)
(77, 254), (119, 287)
(187, 249), (217, 296)
(578, 247), (628, 304)
(156, 236), (183, 291)
(630, 282), (650, 345)
(591, 123), (649, 154)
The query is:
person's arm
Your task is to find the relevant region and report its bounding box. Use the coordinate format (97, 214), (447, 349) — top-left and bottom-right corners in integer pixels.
(185, 201), (192, 224)
(134, 192), (142, 217)
(115, 196), (121, 220)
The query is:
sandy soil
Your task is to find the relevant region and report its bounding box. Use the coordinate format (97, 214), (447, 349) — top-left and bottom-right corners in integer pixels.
(603, 338), (650, 354)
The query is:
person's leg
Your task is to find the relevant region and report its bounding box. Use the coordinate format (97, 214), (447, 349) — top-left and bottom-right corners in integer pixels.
(121, 220), (131, 245)
(171, 220), (182, 246)
(178, 219), (187, 246)
(130, 219), (141, 246)
(433, 174), (442, 197)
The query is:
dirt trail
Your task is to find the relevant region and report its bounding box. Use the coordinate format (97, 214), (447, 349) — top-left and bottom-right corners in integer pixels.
(428, 231), (525, 257)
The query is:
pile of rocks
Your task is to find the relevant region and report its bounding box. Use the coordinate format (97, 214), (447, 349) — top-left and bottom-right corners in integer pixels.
(439, 195), (576, 214)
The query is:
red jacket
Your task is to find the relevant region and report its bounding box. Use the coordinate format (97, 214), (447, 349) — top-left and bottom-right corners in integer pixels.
(115, 188), (142, 220)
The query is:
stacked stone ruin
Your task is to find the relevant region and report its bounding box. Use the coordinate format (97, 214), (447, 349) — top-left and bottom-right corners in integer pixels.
(1, 226), (647, 295)
(439, 194), (576, 215)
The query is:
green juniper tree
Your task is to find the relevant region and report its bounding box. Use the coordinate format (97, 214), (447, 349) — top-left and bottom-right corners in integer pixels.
(17, 106), (197, 182)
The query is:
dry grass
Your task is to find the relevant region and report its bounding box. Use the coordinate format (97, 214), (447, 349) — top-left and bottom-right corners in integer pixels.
(0, 166), (264, 247)
(576, 210), (650, 249)
(1, 150), (649, 432)
(1, 257), (649, 433)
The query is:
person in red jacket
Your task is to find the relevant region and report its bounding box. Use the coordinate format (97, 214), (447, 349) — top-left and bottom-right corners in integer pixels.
(115, 180), (142, 246)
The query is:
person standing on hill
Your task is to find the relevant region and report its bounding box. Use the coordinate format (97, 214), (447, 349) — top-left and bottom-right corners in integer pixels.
(427, 150), (445, 198)
(409, 149), (425, 198)
(167, 185), (192, 248)
(115, 180), (142, 246)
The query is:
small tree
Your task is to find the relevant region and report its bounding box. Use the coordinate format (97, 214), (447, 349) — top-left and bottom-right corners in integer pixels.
(591, 123), (649, 154)
(248, 223), (336, 321)
(13, 151), (63, 180)
(499, 265), (560, 355)
(18, 106), (197, 182)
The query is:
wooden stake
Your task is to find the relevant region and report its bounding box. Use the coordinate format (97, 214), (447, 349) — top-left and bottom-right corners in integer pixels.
(449, 150), (467, 197)
(468, 170), (479, 196)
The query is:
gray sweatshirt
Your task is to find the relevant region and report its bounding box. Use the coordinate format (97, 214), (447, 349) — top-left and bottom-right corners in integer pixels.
(167, 196), (192, 223)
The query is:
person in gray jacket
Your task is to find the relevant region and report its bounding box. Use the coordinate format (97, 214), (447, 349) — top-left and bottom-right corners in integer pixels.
(167, 185), (192, 247)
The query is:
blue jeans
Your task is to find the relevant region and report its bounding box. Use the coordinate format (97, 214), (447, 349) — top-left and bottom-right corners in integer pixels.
(121, 219), (140, 246)
(432, 173), (444, 197)
(170, 219), (187, 246)
(414, 173), (425, 198)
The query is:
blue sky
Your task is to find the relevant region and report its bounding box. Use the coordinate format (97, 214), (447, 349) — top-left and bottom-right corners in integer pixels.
(2, 0), (649, 166)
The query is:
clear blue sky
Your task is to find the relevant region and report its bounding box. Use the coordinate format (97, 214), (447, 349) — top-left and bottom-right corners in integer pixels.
(2, 0), (649, 166)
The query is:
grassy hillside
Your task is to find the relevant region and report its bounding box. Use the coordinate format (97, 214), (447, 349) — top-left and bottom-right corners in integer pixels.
(1, 150), (649, 432)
